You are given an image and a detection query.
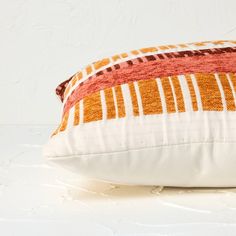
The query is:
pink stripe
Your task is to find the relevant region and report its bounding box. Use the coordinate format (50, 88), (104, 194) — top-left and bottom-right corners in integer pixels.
(63, 52), (236, 115)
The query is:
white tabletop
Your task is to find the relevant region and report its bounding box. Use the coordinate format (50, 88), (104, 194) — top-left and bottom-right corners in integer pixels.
(1, 125), (236, 236)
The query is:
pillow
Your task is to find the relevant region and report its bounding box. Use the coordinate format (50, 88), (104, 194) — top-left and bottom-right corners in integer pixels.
(43, 40), (236, 187)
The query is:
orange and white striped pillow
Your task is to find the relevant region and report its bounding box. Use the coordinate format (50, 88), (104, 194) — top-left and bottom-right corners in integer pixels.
(44, 40), (236, 187)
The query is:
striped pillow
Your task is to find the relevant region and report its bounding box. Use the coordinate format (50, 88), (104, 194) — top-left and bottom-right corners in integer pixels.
(44, 40), (236, 187)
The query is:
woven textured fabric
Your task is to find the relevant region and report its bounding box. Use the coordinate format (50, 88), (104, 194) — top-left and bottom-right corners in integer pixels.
(53, 40), (236, 135)
(44, 40), (236, 187)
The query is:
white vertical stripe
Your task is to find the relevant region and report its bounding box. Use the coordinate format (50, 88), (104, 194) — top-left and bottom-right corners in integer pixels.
(57, 120), (62, 133)
(156, 78), (167, 114)
(112, 87), (118, 119)
(214, 73), (227, 140)
(177, 75), (190, 112)
(214, 73), (226, 111)
(63, 69), (87, 105)
(121, 84), (133, 117)
(226, 73), (236, 108)
(67, 106), (74, 128)
(100, 90), (107, 120)
(168, 76), (178, 112)
(79, 99), (84, 124)
(90, 63), (95, 75)
(190, 74), (203, 111)
(134, 81), (143, 116)
(155, 78), (168, 144)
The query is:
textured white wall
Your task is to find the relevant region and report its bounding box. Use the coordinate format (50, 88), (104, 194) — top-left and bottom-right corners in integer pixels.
(1, 0), (236, 125)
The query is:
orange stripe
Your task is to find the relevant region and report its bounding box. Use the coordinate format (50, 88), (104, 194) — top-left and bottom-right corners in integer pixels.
(161, 77), (176, 113)
(193, 42), (205, 46)
(128, 82), (139, 116)
(171, 76), (185, 112)
(138, 79), (162, 115)
(86, 65), (92, 75)
(185, 75), (198, 111)
(178, 44), (188, 48)
(74, 102), (80, 125)
(59, 112), (69, 132)
(195, 73), (223, 111)
(64, 84), (71, 98)
(218, 73), (236, 111)
(83, 91), (103, 123)
(159, 45), (169, 50)
(51, 126), (60, 137)
(229, 73), (236, 92)
(120, 53), (128, 58)
(114, 85), (126, 118)
(71, 72), (82, 86)
(167, 45), (177, 49)
(140, 47), (157, 53)
(112, 55), (120, 62)
(131, 50), (139, 55)
(212, 40), (225, 45)
(104, 88), (116, 119)
(94, 58), (110, 70)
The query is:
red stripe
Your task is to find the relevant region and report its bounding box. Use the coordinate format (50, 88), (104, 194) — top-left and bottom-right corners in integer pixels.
(55, 77), (73, 102)
(57, 47), (236, 102)
(63, 52), (236, 115)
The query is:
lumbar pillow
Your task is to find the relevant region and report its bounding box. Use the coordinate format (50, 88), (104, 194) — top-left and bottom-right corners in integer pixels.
(44, 40), (236, 187)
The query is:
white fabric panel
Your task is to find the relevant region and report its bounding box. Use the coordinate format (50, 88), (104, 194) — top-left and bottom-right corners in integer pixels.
(44, 112), (236, 186)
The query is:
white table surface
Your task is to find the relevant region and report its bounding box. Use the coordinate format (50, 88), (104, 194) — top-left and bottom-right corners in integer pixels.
(1, 125), (236, 236)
